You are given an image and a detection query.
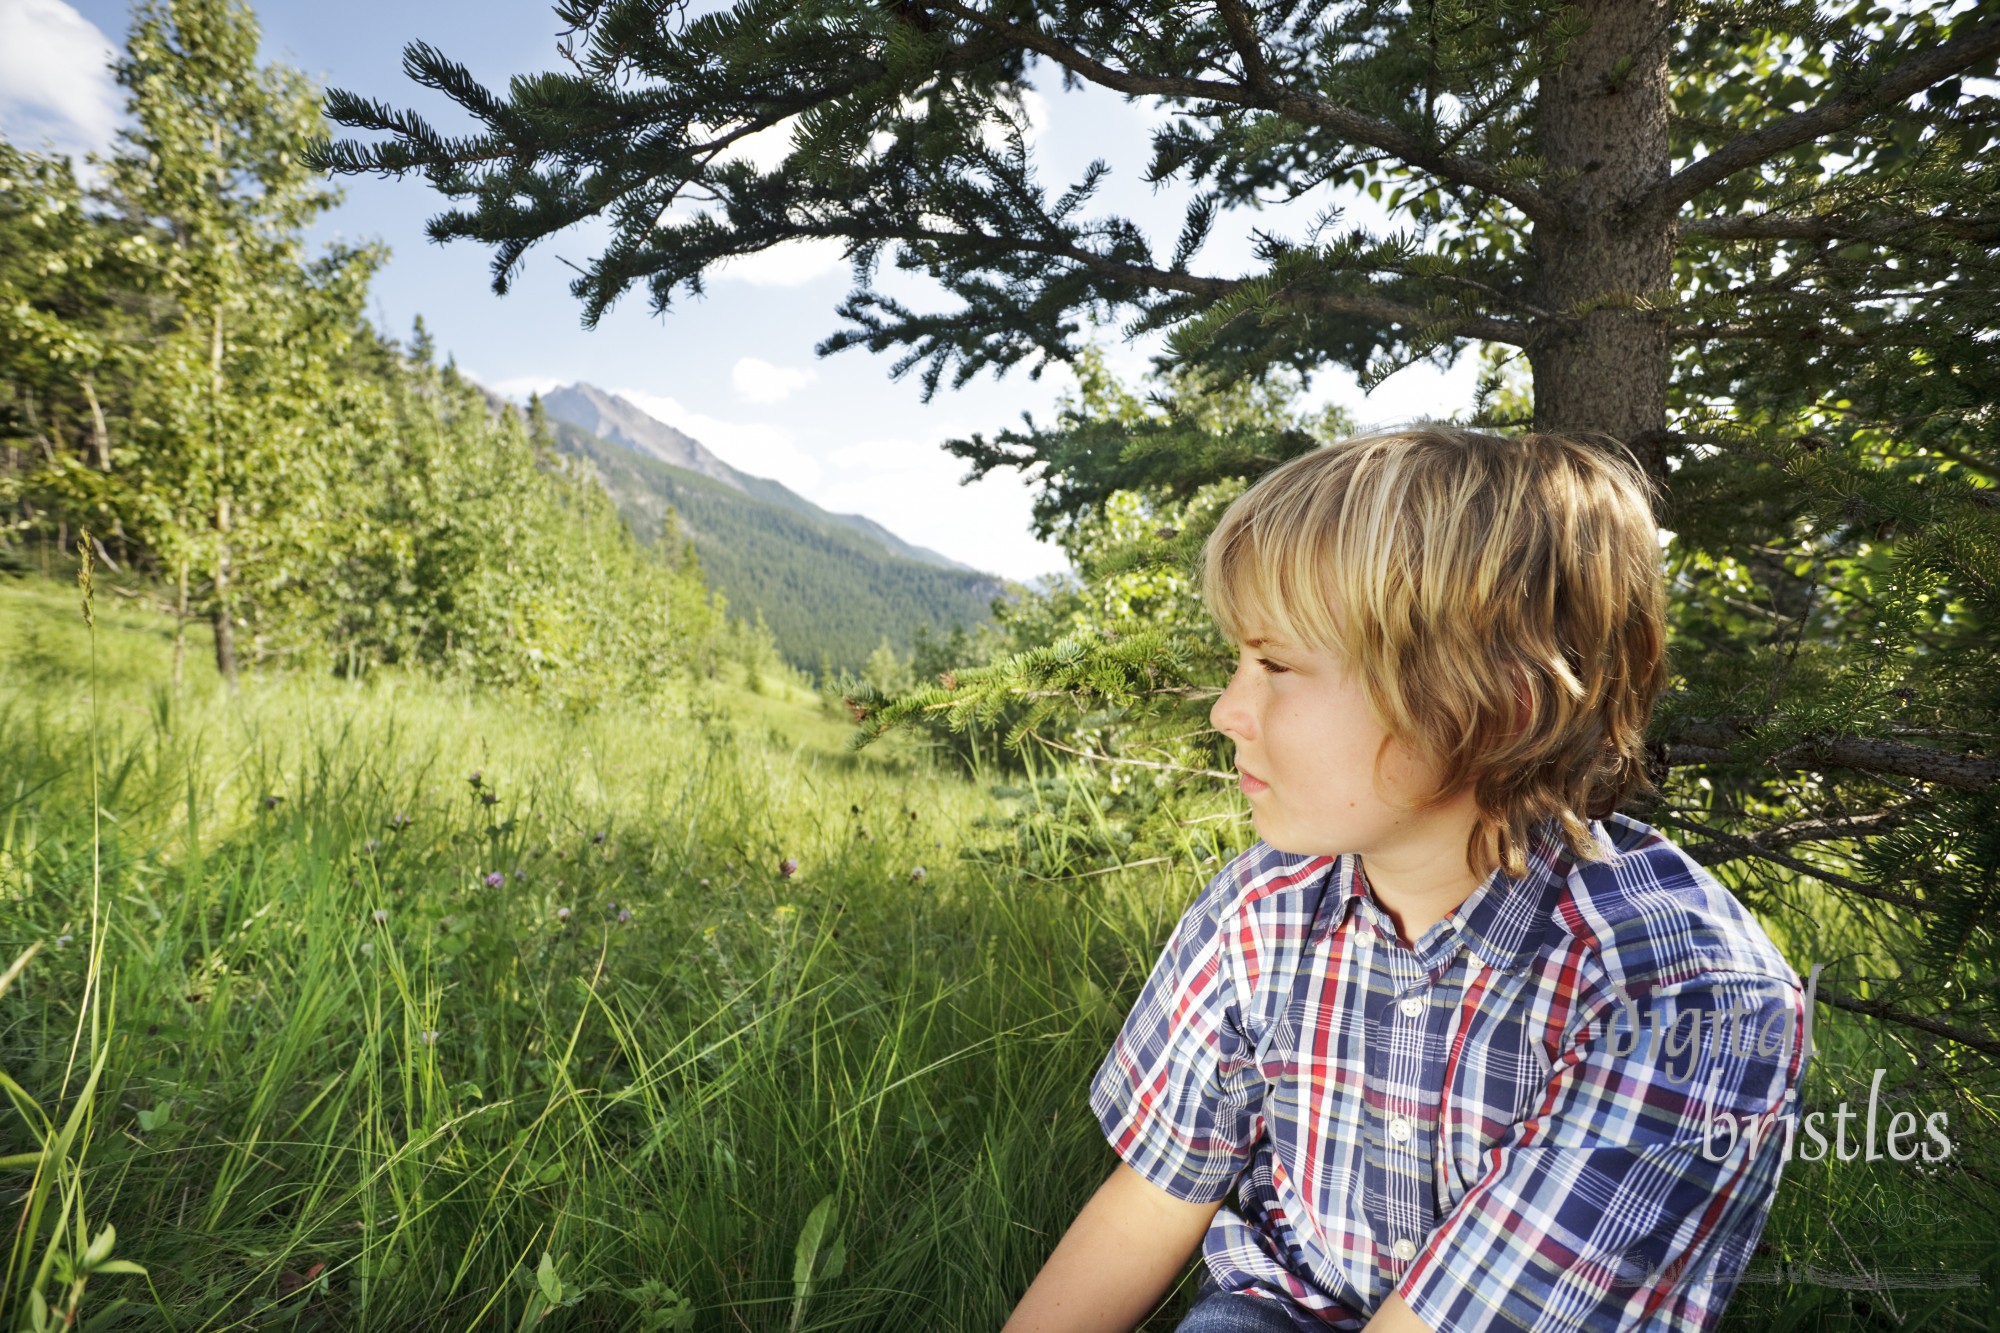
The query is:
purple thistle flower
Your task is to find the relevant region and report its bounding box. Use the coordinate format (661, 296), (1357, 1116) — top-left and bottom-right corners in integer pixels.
(262, 795), (283, 810)
(779, 858), (799, 878)
(617, 909), (633, 925)
(468, 772), (483, 789)
(910, 865), (928, 881)
(388, 813), (412, 830)
(513, 868), (527, 883)
(591, 830), (607, 845)
(556, 907), (571, 923)
(483, 872), (505, 889)
(371, 909), (388, 926)
(480, 791), (499, 806)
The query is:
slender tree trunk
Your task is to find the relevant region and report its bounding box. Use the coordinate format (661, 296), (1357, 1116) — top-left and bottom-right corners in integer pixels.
(208, 303), (237, 683)
(1527, 0), (1677, 483)
(82, 377), (110, 472)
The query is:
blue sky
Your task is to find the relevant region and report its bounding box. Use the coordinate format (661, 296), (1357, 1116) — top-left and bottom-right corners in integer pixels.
(0, 0), (1484, 580)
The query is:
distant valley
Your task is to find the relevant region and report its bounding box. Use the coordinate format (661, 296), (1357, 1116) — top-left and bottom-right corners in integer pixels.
(534, 384), (1008, 675)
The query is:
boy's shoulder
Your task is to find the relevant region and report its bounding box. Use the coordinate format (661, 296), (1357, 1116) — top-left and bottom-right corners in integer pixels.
(1548, 812), (1802, 993)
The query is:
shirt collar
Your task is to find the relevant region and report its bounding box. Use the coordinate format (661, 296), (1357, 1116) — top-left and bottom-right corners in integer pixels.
(1325, 816), (1580, 974)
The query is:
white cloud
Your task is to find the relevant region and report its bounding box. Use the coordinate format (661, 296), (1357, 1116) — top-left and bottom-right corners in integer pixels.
(1305, 352), (1486, 434)
(724, 115), (797, 173)
(820, 435), (1067, 581)
(980, 86), (1050, 155)
(0, 0), (120, 163)
(609, 386), (824, 495)
(714, 237), (847, 287)
(732, 356), (814, 404)
(483, 373), (563, 403)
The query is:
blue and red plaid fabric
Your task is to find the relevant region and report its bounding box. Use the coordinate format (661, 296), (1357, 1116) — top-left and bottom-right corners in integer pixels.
(1090, 812), (1809, 1332)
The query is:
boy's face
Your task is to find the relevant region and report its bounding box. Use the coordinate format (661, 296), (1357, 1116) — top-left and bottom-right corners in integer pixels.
(1210, 634), (1461, 865)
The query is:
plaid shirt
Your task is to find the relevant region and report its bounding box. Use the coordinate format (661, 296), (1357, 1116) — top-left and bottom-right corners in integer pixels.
(1091, 813), (1808, 1332)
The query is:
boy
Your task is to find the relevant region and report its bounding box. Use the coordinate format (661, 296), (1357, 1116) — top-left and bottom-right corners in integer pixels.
(1002, 429), (1809, 1333)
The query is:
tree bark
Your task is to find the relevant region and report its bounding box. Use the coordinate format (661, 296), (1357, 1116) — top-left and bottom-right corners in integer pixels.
(209, 303), (237, 684)
(1528, 0), (1676, 482)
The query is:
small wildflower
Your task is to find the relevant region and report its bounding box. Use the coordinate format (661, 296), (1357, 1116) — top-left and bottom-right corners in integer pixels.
(607, 899), (618, 911)
(556, 907), (571, 923)
(419, 1029), (439, 1046)
(591, 830), (607, 845)
(388, 813), (412, 830)
(55, 934), (74, 949)
(263, 795), (283, 810)
(910, 865), (927, 881)
(779, 858), (799, 878)
(480, 791), (499, 806)
(371, 909), (388, 926)
(364, 838), (383, 853)
(513, 868), (527, 883)
(483, 872), (505, 889)
(359, 939), (374, 956)
(468, 772), (483, 789)
(699, 878), (710, 888)
(617, 909), (633, 924)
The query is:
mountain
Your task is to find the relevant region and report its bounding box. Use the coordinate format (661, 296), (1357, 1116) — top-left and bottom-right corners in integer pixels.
(526, 395), (1009, 675)
(540, 383), (975, 573)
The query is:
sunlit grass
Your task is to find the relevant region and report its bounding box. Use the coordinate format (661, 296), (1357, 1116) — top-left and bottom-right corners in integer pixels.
(2, 575), (1991, 1330)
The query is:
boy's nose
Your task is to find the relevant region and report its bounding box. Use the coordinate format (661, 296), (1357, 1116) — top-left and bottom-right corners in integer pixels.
(1210, 669), (1255, 741)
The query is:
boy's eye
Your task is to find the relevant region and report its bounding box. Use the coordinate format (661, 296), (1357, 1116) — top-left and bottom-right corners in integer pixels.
(1256, 657), (1290, 674)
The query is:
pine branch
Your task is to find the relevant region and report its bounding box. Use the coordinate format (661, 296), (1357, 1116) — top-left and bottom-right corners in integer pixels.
(1668, 819), (1932, 915)
(1683, 210), (2000, 243)
(1024, 727), (1234, 781)
(1667, 719), (2000, 791)
(1641, 19), (2000, 218)
(921, 0), (1557, 224)
(1213, 0), (1269, 88)
(1818, 988), (2000, 1059)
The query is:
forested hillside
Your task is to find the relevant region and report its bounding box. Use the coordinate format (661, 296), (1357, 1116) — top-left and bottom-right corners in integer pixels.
(541, 381), (976, 573)
(0, 5), (770, 705)
(548, 416), (1007, 673)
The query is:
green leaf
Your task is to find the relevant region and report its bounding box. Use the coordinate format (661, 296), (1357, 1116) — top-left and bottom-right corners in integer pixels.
(92, 1259), (148, 1277)
(82, 1224), (116, 1269)
(791, 1194), (835, 1292)
(536, 1251), (563, 1305)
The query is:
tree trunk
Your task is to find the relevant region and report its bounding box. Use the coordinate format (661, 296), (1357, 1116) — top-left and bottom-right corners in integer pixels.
(211, 492), (236, 683)
(82, 377), (110, 471)
(209, 304), (237, 684)
(1527, 0), (1676, 483)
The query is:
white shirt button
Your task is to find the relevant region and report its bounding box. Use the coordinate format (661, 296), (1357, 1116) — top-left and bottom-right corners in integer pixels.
(1392, 1238), (1418, 1261)
(1353, 925), (1373, 948)
(1398, 996), (1425, 1018)
(1388, 1116), (1412, 1143)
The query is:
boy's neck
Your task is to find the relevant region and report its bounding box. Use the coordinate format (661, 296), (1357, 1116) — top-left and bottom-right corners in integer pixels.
(1354, 789), (1488, 947)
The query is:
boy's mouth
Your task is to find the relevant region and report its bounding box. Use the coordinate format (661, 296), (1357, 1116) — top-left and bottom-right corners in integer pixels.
(1237, 766), (1270, 795)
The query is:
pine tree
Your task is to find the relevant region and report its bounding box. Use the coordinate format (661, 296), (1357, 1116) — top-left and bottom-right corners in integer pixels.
(315, 1), (1999, 1147)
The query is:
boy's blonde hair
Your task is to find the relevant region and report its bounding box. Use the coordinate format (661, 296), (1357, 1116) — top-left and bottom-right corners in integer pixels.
(1201, 426), (1667, 880)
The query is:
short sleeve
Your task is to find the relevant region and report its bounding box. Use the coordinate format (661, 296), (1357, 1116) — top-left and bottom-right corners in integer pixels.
(1089, 861), (1267, 1204)
(1398, 968), (1808, 1333)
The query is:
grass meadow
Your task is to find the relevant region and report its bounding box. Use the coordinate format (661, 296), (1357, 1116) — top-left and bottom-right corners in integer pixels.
(3, 574), (1994, 1330)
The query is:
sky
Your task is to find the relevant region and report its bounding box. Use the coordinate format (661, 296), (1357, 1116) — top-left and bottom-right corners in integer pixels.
(0, 0), (1486, 581)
